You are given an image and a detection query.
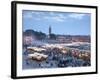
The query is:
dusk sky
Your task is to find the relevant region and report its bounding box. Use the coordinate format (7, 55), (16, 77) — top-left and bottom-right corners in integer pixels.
(22, 10), (91, 35)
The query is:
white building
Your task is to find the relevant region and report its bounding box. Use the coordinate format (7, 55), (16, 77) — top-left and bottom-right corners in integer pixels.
(23, 36), (34, 46)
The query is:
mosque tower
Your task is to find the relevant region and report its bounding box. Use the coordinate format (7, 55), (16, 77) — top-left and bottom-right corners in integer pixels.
(49, 26), (51, 35)
(48, 25), (52, 39)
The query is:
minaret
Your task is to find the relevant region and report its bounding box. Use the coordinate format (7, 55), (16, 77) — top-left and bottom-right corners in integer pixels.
(48, 25), (52, 39)
(49, 26), (51, 35)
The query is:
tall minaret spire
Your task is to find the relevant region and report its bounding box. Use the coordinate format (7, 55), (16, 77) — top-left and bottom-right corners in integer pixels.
(49, 25), (51, 35)
(48, 25), (52, 39)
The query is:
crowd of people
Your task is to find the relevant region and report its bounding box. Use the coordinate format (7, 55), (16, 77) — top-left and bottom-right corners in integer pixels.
(23, 45), (91, 69)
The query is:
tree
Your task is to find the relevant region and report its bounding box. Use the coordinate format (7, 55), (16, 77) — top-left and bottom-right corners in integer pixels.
(35, 31), (46, 40)
(23, 29), (35, 36)
(50, 33), (56, 40)
(23, 29), (46, 40)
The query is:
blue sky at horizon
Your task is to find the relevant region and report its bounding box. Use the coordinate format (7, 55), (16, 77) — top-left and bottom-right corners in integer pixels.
(22, 10), (91, 35)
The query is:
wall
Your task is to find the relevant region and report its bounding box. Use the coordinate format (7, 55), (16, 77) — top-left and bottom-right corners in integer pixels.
(0, 0), (99, 80)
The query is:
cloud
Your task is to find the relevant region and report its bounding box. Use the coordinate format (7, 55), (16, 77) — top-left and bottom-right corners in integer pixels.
(23, 11), (44, 20)
(52, 16), (65, 22)
(23, 11), (86, 22)
(35, 18), (41, 21)
(44, 13), (67, 22)
(32, 11), (45, 15)
(68, 13), (86, 20)
(44, 16), (64, 22)
(23, 12), (33, 19)
(48, 12), (57, 15)
(23, 11), (68, 22)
